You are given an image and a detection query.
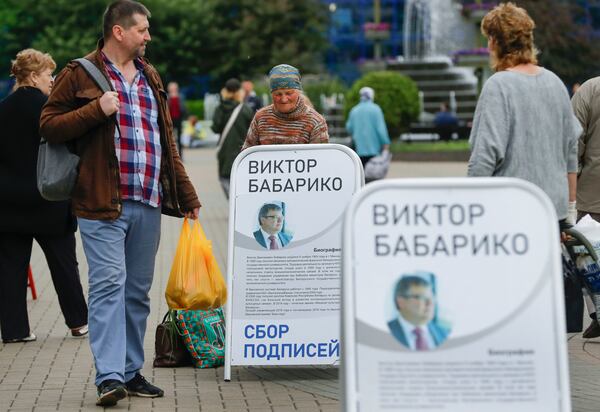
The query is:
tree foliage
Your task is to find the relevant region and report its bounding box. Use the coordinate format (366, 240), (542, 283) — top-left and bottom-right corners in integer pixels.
(204, 0), (328, 83)
(0, 0), (105, 75)
(516, 0), (600, 85)
(0, 0), (328, 89)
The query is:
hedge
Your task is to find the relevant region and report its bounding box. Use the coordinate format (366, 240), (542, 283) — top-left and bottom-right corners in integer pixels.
(344, 71), (420, 135)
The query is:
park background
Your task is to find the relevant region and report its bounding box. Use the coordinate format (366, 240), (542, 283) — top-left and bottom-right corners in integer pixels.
(2, 0), (600, 151)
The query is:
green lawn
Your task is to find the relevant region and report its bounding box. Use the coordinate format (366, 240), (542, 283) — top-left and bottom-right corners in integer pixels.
(391, 140), (471, 153)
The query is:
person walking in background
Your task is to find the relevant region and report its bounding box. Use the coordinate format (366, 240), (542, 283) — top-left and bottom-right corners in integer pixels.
(40, 0), (200, 406)
(433, 102), (459, 141)
(212, 78), (253, 198)
(468, 2), (580, 227)
(242, 80), (262, 113)
(571, 72), (600, 338)
(167, 81), (186, 160)
(345, 86), (390, 167)
(0, 49), (88, 344)
(242, 64), (329, 149)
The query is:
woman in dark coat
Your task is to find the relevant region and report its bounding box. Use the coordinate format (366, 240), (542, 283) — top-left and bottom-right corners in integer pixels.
(212, 78), (254, 198)
(0, 49), (88, 343)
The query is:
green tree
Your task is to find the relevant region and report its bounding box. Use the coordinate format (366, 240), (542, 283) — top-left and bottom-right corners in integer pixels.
(203, 0), (328, 85)
(0, 0), (328, 88)
(144, 0), (220, 83)
(345, 71), (420, 136)
(0, 0), (104, 74)
(516, 0), (600, 84)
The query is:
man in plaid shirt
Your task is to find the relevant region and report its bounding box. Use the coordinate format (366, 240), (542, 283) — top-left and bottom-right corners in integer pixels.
(40, 0), (200, 407)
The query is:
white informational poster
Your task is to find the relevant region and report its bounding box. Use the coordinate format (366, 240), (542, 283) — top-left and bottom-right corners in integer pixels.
(225, 144), (363, 380)
(342, 178), (571, 412)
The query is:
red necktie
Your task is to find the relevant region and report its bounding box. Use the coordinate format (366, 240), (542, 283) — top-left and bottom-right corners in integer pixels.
(269, 235), (279, 250)
(414, 327), (428, 351)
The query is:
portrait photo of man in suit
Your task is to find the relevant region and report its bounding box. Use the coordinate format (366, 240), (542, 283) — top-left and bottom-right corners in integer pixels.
(387, 274), (450, 351)
(253, 202), (293, 250)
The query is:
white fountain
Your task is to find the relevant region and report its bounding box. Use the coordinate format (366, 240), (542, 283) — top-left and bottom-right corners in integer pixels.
(392, 0), (480, 127)
(403, 0), (476, 60)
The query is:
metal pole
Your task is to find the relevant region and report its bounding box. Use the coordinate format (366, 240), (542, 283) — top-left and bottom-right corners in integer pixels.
(374, 0), (381, 60)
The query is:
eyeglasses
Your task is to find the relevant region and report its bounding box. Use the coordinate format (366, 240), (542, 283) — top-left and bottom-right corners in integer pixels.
(401, 294), (433, 303)
(263, 215), (283, 220)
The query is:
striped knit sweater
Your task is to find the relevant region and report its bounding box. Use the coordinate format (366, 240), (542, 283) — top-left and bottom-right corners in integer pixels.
(242, 96), (329, 150)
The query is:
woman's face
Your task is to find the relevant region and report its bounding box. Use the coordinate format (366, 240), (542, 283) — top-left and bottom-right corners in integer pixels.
(271, 88), (300, 113)
(31, 68), (54, 96)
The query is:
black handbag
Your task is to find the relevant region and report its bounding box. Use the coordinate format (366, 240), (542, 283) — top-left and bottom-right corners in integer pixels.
(37, 58), (113, 201)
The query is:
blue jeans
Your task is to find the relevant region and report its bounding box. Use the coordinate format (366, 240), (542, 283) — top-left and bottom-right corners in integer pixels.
(78, 201), (161, 385)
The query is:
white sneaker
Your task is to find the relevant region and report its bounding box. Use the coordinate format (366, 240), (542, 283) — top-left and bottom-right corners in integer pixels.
(3, 333), (36, 343)
(71, 325), (88, 337)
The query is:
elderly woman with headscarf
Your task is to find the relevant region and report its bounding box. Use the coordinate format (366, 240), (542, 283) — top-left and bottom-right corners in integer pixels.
(242, 64), (329, 149)
(468, 2), (581, 225)
(345, 86), (390, 167)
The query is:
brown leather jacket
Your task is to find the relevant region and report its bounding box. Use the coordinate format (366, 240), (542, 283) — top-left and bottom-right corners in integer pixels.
(40, 43), (200, 220)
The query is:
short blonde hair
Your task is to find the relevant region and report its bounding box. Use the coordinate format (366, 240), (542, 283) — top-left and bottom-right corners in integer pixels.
(481, 2), (538, 72)
(10, 48), (56, 88)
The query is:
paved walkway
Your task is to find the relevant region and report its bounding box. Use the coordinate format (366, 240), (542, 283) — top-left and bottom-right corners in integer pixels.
(0, 147), (597, 411)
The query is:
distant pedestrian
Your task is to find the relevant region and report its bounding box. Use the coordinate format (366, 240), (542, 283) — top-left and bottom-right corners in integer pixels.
(40, 0), (200, 407)
(468, 2), (580, 226)
(433, 102), (459, 141)
(212, 78), (253, 198)
(345, 86), (390, 167)
(0, 49), (88, 344)
(242, 64), (328, 149)
(168, 81), (187, 159)
(242, 80), (262, 113)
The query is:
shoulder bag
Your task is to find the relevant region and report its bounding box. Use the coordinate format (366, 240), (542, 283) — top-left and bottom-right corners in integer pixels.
(37, 58), (113, 201)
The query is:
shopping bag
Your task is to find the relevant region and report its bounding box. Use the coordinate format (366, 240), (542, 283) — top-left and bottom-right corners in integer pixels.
(177, 308), (225, 368)
(153, 310), (193, 367)
(165, 218), (227, 310)
(364, 149), (392, 181)
(576, 255), (600, 294)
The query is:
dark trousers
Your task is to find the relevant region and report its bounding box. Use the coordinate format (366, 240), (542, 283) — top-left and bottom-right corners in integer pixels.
(359, 156), (374, 167)
(0, 232), (88, 340)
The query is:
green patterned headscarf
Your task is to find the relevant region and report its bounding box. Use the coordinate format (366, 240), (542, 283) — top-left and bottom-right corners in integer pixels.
(268, 64), (302, 92)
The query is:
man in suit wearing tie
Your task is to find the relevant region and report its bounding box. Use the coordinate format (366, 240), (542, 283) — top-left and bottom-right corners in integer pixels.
(387, 274), (450, 351)
(253, 203), (292, 250)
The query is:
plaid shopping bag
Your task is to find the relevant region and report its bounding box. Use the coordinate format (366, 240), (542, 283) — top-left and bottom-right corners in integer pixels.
(176, 308), (225, 368)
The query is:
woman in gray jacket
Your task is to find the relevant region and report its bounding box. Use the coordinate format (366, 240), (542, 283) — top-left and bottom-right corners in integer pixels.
(468, 2), (581, 224)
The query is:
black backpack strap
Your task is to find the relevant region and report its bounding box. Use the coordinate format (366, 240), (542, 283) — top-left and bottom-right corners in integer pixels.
(74, 58), (113, 93)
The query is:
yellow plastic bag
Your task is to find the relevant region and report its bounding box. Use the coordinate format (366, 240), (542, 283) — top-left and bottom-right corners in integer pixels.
(165, 218), (227, 310)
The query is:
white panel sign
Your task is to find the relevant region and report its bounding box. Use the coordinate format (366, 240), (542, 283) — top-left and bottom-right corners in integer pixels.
(342, 178), (570, 412)
(225, 144), (363, 380)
